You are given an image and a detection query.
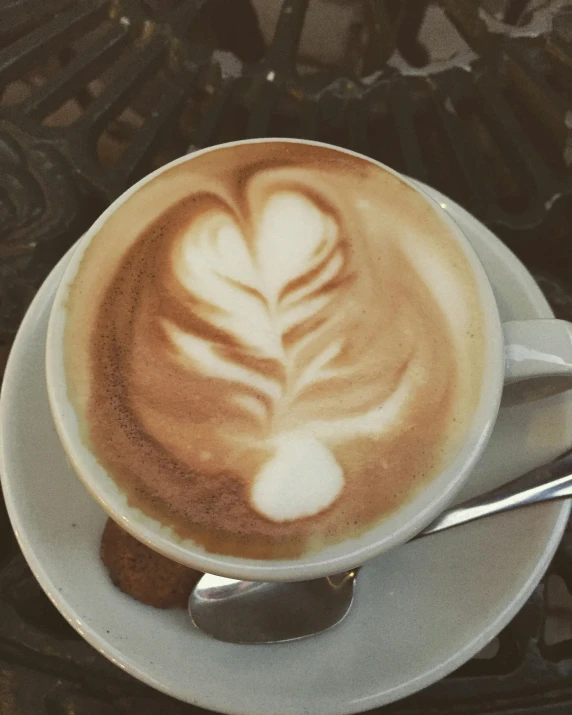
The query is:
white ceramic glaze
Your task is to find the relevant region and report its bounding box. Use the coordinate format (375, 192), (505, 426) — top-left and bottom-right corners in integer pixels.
(503, 319), (572, 383)
(44, 139), (572, 582)
(1, 187), (571, 713)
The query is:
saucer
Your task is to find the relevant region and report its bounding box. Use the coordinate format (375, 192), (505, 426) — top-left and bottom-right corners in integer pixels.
(1, 187), (571, 715)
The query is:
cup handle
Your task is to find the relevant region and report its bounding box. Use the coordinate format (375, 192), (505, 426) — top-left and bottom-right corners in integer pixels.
(502, 320), (572, 402)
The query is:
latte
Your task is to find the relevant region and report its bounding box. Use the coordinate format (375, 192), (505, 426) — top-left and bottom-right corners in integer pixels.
(64, 142), (485, 559)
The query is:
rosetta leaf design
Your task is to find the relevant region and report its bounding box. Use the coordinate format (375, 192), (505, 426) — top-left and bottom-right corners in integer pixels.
(168, 190), (347, 426)
(163, 186), (423, 522)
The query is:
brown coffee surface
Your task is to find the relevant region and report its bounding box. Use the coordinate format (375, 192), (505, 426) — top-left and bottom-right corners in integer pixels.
(65, 142), (485, 559)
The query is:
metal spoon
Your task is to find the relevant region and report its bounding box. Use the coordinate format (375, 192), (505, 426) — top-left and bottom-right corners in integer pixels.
(190, 446), (572, 644)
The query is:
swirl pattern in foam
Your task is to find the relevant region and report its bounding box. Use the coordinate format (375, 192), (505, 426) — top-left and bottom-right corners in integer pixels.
(64, 142), (485, 559)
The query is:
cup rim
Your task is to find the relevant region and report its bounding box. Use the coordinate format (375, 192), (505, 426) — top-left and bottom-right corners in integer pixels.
(45, 138), (504, 581)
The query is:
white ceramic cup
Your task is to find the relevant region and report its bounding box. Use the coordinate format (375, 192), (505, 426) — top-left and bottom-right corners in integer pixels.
(45, 139), (572, 582)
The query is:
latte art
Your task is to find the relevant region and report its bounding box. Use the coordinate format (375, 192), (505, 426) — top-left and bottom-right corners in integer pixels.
(168, 189), (351, 520)
(64, 143), (485, 559)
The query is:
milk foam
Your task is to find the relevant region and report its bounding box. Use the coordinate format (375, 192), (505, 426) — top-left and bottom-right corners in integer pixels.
(398, 233), (472, 340)
(167, 187), (435, 521)
(65, 142), (486, 559)
(169, 189), (354, 519)
(251, 432), (344, 521)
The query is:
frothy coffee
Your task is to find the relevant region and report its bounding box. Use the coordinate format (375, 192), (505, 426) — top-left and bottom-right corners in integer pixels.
(64, 142), (485, 559)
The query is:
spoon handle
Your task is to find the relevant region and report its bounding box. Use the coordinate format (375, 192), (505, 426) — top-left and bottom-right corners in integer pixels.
(418, 447), (572, 538)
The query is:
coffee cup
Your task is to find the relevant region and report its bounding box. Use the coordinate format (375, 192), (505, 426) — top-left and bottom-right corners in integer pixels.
(45, 139), (572, 581)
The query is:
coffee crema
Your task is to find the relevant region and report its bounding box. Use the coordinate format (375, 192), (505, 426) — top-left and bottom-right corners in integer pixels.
(65, 142), (485, 559)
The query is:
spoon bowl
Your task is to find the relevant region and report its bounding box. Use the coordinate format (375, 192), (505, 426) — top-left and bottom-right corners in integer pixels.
(190, 571), (357, 644)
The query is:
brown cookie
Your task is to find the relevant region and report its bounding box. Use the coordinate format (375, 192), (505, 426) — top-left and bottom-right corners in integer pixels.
(100, 518), (202, 608)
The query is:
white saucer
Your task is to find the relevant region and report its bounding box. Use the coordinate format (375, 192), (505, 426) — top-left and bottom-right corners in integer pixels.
(1, 187), (571, 715)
